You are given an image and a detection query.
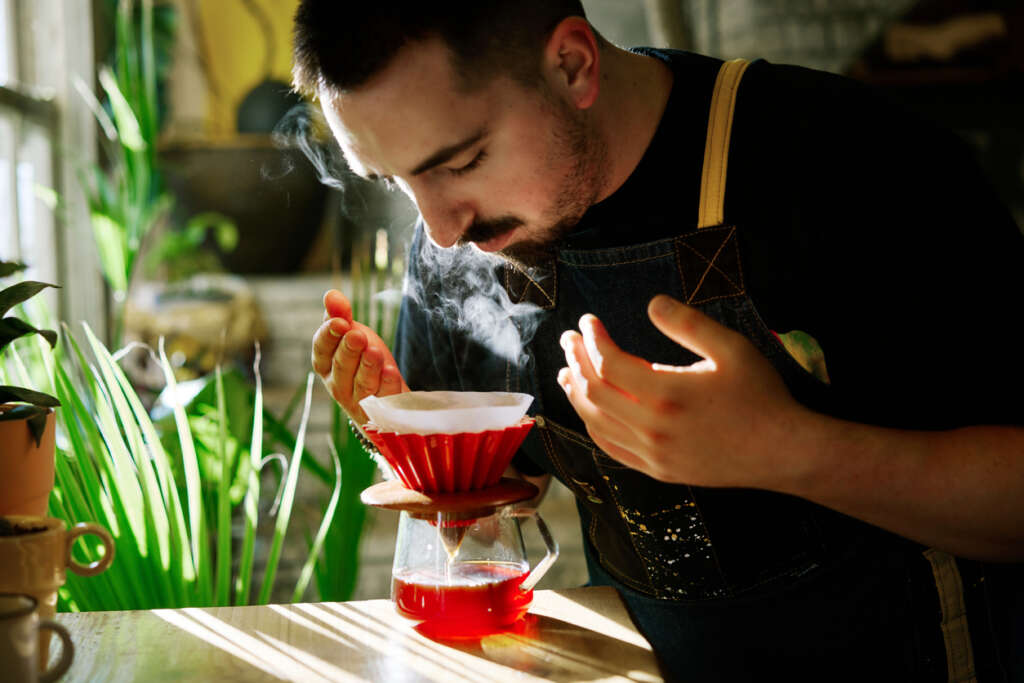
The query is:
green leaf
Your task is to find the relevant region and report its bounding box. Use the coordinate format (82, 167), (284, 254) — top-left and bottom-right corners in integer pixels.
(0, 281), (60, 317)
(0, 385), (60, 407)
(0, 261), (27, 278)
(215, 221), (238, 252)
(292, 440), (342, 602)
(214, 365), (232, 606)
(258, 373), (314, 605)
(158, 338), (210, 604)
(90, 213), (129, 294)
(34, 184), (59, 211)
(0, 318), (58, 353)
(98, 66), (145, 151)
(235, 346), (264, 606)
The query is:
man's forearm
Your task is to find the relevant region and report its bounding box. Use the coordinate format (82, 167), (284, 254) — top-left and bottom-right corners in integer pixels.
(785, 412), (1024, 561)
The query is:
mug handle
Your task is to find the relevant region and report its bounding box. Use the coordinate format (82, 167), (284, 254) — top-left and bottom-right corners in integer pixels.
(37, 619), (74, 683)
(511, 509), (559, 593)
(65, 523), (116, 576)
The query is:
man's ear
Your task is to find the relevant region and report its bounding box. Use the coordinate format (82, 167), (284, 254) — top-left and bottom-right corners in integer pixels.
(543, 16), (600, 110)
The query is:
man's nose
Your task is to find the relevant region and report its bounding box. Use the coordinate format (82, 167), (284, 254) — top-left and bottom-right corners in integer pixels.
(412, 189), (473, 249)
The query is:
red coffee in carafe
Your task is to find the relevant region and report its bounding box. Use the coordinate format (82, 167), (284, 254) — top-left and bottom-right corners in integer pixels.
(392, 561), (531, 631)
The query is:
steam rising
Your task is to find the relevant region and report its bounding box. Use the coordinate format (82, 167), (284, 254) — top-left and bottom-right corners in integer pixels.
(276, 103), (545, 371)
(407, 239), (545, 369)
(273, 103), (351, 192)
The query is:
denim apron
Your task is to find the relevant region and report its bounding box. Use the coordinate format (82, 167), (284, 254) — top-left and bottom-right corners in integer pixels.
(498, 60), (1005, 681)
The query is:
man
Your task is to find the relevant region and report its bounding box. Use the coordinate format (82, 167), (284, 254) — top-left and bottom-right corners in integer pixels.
(298, 2), (1024, 679)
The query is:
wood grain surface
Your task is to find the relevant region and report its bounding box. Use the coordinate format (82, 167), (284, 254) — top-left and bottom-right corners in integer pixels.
(56, 586), (663, 682)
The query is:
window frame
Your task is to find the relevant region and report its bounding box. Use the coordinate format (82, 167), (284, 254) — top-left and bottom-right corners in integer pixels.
(0, 0), (105, 340)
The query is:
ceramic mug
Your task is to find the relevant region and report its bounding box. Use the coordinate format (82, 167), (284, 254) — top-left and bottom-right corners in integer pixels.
(0, 516), (113, 667)
(0, 593), (73, 682)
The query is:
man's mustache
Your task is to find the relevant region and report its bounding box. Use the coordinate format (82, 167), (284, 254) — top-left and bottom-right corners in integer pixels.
(458, 216), (524, 247)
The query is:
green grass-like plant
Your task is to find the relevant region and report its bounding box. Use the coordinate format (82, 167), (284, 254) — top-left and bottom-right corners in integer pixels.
(4, 321), (337, 610)
(0, 241), (402, 609)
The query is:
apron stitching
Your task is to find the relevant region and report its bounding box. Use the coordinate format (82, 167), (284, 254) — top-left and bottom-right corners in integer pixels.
(682, 226), (744, 303)
(557, 253), (672, 268)
(545, 418), (598, 448)
(505, 260), (556, 308)
(537, 422), (577, 495)
(674, 238), (691, 302)
(503, 264), (514, 302)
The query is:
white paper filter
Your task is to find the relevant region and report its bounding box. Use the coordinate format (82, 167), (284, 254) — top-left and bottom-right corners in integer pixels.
(360, 391), (533, 434)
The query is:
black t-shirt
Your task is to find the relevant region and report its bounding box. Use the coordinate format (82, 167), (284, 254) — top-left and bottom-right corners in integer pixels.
(558, 48), (1024, 431)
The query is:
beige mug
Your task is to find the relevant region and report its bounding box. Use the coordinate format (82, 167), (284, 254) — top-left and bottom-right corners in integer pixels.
(0, 593), (73, 682)
(0, 516), (113, 667)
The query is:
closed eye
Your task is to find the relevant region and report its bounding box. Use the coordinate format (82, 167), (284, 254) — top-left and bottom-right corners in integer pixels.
(449, 149), (487, 177)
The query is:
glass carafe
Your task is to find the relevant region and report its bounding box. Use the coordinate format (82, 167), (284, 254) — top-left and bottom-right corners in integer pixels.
(390, 505), (558, 633)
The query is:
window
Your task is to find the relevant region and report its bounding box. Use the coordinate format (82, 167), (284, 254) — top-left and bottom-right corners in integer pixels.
(0, 0), (103, 336)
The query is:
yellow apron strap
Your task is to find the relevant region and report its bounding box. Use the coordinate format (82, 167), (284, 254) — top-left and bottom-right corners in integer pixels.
(923, 549), (978, 683)
(697, 58), (752, 229)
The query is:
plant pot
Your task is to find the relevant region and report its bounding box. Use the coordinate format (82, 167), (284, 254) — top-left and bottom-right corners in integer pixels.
(0, 407), (56, 517)
(160, 137), (330, 274)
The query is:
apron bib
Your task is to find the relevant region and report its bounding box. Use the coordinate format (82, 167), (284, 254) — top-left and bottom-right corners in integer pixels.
(506, 58), (842, 601)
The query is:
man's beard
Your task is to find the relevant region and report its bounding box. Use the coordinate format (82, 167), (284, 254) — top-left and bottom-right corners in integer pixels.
(457, 97), (608, 269)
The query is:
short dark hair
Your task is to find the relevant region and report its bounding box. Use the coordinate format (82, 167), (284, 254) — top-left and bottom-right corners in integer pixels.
(292, 1), (587, 98)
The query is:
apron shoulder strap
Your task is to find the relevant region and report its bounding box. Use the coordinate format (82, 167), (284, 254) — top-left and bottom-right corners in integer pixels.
(697, 58), (752, 229)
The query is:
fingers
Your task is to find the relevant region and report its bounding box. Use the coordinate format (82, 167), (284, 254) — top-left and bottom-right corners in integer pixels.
(379, 363), (409, 396)
(325, 326), (410, 408)
(323, 289), (353, 322)
(315, 292), (411, 424)
(352, 344), (384, 401)
(331, 328), (368, 404)
(560, 330), (654, 427)
(557, 365), (648, 470)
(312, 318), (350, 377)
(559, 331), (666, 452)
(647, 295), (730, 365)
(577, 314), (669, 397)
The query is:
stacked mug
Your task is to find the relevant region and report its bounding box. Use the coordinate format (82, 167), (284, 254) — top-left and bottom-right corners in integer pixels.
(0, 515), (114, 680)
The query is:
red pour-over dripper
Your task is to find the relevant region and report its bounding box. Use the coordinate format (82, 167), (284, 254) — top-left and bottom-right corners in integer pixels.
(363, 417), (534, 494)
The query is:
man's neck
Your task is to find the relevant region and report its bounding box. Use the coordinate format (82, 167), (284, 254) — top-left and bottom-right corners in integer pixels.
(591, 46), (674, 204)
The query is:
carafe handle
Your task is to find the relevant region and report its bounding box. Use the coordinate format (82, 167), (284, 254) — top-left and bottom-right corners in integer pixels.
(511, 509), (559, 592)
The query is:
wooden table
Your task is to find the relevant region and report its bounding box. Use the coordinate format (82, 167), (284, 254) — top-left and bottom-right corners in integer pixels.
(56, 587), (664, 682)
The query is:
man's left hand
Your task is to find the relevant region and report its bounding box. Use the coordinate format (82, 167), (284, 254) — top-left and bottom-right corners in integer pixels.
(558, 294), (810, 489)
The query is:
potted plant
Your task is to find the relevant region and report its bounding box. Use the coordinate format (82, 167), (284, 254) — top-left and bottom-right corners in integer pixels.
(0, 260), (60, 516)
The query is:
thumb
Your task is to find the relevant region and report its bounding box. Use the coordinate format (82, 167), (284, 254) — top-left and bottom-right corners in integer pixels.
(648, 294), (730, 363)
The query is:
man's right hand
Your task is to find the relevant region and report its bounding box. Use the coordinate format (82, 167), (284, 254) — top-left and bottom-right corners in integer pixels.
(311, 289), (409, 426)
